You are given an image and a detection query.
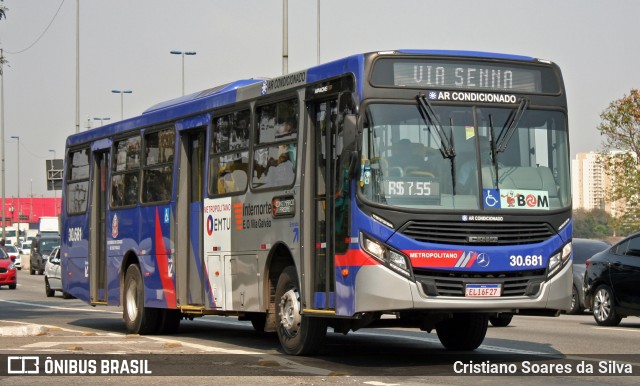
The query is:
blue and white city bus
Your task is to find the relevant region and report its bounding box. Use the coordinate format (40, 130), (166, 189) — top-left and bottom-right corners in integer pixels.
(61, 50), (572, 355)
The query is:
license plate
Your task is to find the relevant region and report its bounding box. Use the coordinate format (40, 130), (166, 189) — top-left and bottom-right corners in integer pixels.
(465, 284), (502, 297)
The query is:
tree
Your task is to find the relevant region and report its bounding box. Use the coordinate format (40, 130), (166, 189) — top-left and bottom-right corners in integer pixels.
(573, 208), (614, 239)
(598, 89), (640, 232)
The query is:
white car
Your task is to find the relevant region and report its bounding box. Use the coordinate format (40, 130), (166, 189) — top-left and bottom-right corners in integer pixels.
(18, 242), (31, 270)
(44, 246), (72, 298)
(4, 244), (20, 269)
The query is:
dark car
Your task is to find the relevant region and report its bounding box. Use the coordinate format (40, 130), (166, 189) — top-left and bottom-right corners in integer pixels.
(30, 234), (61, 275)
(584, 232), (640, 326)
(569, 238), (610, 314)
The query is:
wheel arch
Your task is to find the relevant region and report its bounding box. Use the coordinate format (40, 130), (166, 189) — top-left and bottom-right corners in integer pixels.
(120, 250), (140, 306)
(263, 242), (296, 332)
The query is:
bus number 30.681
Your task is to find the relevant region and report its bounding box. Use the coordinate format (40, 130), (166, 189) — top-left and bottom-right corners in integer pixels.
(509, 254), (542, 267)
(68, 227), (83, 242)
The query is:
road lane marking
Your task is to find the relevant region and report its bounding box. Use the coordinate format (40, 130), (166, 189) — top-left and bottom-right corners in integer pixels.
(594, 326), (640, 333)
(22, 341), (148, 348)
(0, 299), (120, 314)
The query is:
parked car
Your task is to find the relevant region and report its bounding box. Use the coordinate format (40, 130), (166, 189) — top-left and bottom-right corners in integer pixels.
(3, 244), (20, 269)
(584, 232), (640, 326)
(44, 246), (71, 298)
(30, 233), (60, 275)
(569, 238), (611, 314)
(0, 245), (17, 289)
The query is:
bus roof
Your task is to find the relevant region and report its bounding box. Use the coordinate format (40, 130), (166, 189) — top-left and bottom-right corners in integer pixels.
(66, 49), (540, 147)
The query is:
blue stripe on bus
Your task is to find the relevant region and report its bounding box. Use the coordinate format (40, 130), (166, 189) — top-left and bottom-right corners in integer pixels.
(396, 49), (535, 61)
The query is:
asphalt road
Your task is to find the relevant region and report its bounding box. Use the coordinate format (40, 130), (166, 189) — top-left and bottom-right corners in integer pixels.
(1, 266), (639, 385)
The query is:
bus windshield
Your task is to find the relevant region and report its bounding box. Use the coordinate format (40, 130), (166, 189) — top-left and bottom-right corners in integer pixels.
(361, 103), (570, 211)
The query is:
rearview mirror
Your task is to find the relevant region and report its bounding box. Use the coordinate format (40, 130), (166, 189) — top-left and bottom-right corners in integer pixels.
(343, 114), (357, 146)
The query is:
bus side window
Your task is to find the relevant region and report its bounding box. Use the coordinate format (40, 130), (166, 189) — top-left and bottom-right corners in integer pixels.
(111, 136), (141, 207)
(209, 110), (250, 195)
(252, 98), (298, 190)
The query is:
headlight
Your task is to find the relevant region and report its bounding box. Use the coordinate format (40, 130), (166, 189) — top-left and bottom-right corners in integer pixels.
(8, 263), (16, 270)
(360, 232), (412, 278)
(548, 241), (572, 278)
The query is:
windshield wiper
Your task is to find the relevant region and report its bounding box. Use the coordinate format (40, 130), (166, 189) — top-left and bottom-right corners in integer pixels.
(496, 98), (529, 153)
(416, 93), (455, 158)
(488, 114), (499, 187)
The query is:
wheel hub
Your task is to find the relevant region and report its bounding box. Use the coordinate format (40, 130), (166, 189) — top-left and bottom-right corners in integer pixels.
(279, 288), (301, 337)
(593, 288), (611, 321)
(126, 281), (138, 321)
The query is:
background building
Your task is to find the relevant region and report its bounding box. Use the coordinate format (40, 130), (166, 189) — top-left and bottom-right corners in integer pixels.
(1, 197), (61, 229)
(572, 151), (624, 217)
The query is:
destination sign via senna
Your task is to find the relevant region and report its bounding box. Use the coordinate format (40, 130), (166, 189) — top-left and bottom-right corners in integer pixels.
(372, 59), (557, 93)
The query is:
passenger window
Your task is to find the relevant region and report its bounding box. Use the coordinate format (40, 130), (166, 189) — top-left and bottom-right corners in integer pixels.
(66, 148), (90, 214)
(111, 135), (141, 207)
(209, 110), (250, 195)
(625, 237), (640, 257)
(142, 128), (175, 203)
(252, 98), (299, 189)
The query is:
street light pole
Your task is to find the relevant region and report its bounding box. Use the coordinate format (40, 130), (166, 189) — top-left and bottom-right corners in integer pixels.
(111, 90), (132, 120)
(49, 149), (56, 216)
(93, 117), (111, 126)
(10, 136), (19, 244)
(170, 50), (196, 96)
(1, 48), (5, 241)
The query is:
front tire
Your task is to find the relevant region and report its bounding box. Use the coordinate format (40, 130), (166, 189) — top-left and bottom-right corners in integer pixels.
(437, 313), (488, 350)
(275, 266), (326, 355)
(592, 285), (622, 326)
(45, 277), (55, 297)
(567, 286), (583, 315)
(123, 264), (160, 334)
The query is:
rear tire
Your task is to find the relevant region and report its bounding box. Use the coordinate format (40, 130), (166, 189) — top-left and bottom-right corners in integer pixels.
(592, 285), (622, 326)
(275, 266), (326, 355)
(123, 264), (160, 334)
(436, 313), (488, 350)
(62, 291), (74, 299)
(567, 286), (583, 315)
(45, 278), (55, 297)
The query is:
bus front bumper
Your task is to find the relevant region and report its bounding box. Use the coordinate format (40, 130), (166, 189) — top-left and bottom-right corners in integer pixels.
(352, 262), (572, 314)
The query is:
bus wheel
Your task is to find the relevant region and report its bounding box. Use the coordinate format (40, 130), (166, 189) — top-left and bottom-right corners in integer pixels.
(123, 264), (159, 334)
(275, 266), (326, 355)
(436, 313), (488, 350)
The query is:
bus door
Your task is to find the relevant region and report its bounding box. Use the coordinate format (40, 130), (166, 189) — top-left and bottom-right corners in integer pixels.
(309, 90), (355, 310)
(89, 149), (109, 304)
(311, 98), (340, 309)
(176, 127), (206, 307)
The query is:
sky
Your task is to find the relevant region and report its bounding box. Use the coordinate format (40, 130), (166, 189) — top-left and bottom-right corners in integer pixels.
(1, 0), (639, 199)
